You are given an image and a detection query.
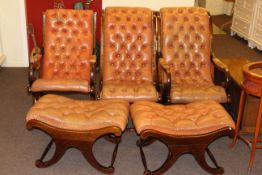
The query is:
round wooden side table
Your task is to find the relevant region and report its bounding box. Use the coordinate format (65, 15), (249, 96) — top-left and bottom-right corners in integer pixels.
(232, 61), (262, 173)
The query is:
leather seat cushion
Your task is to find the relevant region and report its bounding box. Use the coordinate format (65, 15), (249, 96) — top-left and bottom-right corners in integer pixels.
(131, 100), (235, 135)
(101, 81), (158, 102)
(171, 85), (227, 103)
(26, 94), (129, 131)
(31, 79), (90, 93)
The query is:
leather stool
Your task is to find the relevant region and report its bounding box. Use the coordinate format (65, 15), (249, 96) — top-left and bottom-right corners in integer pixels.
(26, 94), (129, 173)
(232, 61), (262, 172)
(131, 100), (235, 175)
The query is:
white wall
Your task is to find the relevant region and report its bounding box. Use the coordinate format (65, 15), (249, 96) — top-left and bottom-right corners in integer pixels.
(198, 0), (234, 15)
(0, 0), (28, 67)
(102, 0), (195, 10)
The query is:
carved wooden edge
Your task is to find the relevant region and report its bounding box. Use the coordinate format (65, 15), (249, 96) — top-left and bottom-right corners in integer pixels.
(138, 127), (235, 175)
(26, 119), (122, 142)
(26, 119), (123, 173)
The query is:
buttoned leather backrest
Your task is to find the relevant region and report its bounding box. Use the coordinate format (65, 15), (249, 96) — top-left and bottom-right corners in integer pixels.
(41, 9), (93, 80)
(103, 7), (153, 82)
(160, 7), (213, 85)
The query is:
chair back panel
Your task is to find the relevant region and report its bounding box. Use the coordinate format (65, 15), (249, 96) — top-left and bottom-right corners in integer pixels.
(160, 7), (213, 85)
(42, 9), (93, 80)
(103, 7), (153, 82)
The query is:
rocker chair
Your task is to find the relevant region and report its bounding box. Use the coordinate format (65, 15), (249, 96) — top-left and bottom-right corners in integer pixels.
(28, 9), (96, 102)
(158, 7), (231, 104)
(98, 7), (160, 102)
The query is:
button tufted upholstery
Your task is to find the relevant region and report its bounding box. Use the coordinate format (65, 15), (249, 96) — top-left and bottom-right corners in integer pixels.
(171, 85), (227, 103)
(26, 94), (129, 131)
(131, 100), (235, 135)
(31, 9), (95, 93)
(100, 7), (158, 102)
(159, 7), (227, 103)
(102, 80), (158, 102)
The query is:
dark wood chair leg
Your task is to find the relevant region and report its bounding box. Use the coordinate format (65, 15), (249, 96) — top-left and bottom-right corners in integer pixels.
(36, 140), (67, 168)
(192, 147), (224, 175)
(137, 128), (234, 175)
(27, 120), (123, 174)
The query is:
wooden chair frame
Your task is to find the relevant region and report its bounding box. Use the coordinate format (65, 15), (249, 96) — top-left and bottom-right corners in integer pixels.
(157, 11), (231, 104)
(27, 119), (122, 174)
(137, 128), (234, 175)
(97, 9), (160, 101)
(27, 11), (97, 103)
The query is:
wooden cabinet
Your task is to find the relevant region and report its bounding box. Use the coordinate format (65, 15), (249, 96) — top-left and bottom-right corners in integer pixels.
(231, 0), (262, 50)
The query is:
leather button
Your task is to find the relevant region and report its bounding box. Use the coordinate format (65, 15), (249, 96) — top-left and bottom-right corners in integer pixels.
(120, 43), (126, 50)
(65, 54), (70, 59)
(109, 25), (115, 30)
(121, 25), (126, 30)
(137, 35), (143, 40)
(189, 44), (195, 50)
(126, 34), (132, 41)
(194, 16), (200, 21)
(199, 25), (205, 31)
(132, 10), (137, 14)
(115, 34), (122, 41)
(73, 14), (78, 18)
(67, 21), (73, 26)
(62, 28), (67, 34)
(115, 16), (121, 21)
(52, 28), (57, 33)
(174, 53), (179, 58)
(56, 37), (61, 43)
(168, 25), (173, 30)
(173, 35), (178, 40)
(132, 25), (137, 30)
(55, 55), (60, 59)
(178, 9), (183, 13)
(73, 30), (79, 35)
(179, 44), (184, 49)
(184, 35), (189, 41)
(110, 43), (115, 49)
(189, 25), (195, 31)
(126, 53), (131, 59)
(172, 16), (178, 21)
(168, 42), (173, 48)
(179, 26), (184, 31)
(142, 25), (147, 31)
(77, 21), (83, 27)
(184, 17), (189, 22)
(126, 16), (131, 21)
(67, 38), (71, 43)
(50, 45), (56, 50)
(142, 44), (147, 50)
(137, 17), (142, 21)
(55, 20), (63, 26)
(195, 34), (201, 41)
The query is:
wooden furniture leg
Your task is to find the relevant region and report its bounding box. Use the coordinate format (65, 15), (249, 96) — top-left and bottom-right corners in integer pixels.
(138, 128), (234, 175)
(27, 120), (122, 174)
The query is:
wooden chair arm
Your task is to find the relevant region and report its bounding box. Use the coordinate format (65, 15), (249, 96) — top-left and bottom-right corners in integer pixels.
(29, 47), (42, 69)
(159, 58), (172, 104)
(211, 55), (231, 102)
(89, 55), (96, 97)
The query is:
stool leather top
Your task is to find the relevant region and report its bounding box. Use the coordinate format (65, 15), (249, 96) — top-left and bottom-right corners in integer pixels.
(131, 100), (235, 135)
(26, 95), (129, 131)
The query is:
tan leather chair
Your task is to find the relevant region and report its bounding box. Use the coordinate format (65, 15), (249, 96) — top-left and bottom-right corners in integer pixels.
(28, 9), (96, 102)
(98, 7), (159, 102)
(158, 7), (230, 104)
